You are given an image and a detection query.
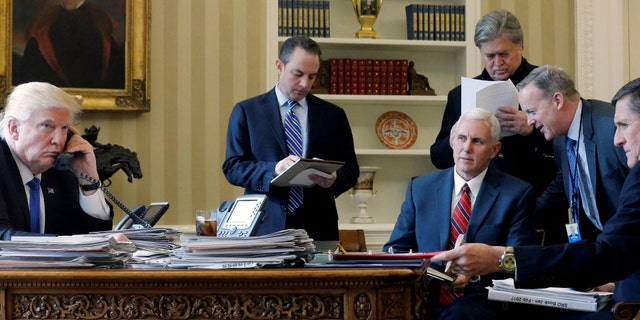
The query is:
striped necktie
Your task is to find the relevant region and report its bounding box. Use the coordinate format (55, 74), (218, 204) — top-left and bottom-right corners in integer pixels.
(27, 177), (41, 233)
(285, 99), (303, 212)
(440, 183), (471, 306)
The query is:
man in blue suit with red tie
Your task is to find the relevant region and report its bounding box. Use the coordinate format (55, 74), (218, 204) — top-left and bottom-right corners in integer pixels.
(384, 107), (538, 320)
(223, 37), (359, 241)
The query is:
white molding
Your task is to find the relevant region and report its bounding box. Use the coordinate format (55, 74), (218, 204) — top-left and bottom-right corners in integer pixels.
(575, 0), (627, 101)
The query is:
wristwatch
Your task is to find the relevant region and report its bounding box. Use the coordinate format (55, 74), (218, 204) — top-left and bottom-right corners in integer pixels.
(499, 246), (516, 273)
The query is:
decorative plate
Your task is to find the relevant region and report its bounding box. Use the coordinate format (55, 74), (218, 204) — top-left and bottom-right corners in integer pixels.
(375, 111), (418, 149)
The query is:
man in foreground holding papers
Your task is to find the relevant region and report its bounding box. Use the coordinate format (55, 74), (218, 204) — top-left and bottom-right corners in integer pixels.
(430, 78), (640, 320)
(384, 108), (538, 320)
(429, 10), (561, 244)
(0, 82), (113, 239)
(223, 37), (359, 241)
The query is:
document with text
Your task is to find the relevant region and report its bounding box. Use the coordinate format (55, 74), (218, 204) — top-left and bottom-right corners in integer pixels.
(461, 77), (519, 138)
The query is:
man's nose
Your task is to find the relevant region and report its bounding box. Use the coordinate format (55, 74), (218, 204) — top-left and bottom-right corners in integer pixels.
(52, 130), (66, 145)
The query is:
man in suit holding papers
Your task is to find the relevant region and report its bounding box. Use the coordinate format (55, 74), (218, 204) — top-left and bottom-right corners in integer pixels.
(384, 108), (538, 320)
(223, 37), (359, 241)
(430, 78), (640, 319)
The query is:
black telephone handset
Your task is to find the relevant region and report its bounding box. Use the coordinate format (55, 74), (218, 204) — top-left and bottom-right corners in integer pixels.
(53, 152), (77, 172)
(52, 133), (153, 229)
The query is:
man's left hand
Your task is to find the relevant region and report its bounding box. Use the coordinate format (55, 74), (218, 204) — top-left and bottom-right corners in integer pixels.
(496, 107), (534, 136)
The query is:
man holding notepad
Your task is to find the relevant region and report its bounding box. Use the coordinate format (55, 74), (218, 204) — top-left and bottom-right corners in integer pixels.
(223, 37), (359, 241)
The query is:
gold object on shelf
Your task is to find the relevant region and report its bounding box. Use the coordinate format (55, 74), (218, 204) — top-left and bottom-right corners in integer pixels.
(351, 0), (382, 39)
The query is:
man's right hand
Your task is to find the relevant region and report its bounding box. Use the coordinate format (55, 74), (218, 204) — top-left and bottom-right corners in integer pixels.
(275, 155), (300, 175)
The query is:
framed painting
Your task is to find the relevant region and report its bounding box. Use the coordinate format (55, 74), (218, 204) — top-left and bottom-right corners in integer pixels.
(0, 0), (150, 111)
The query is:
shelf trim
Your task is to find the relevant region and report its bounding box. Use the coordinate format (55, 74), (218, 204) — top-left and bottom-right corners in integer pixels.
(314, 94), (446, 106)
(278, 36), (467, 49)
(356, 149), (430, 156)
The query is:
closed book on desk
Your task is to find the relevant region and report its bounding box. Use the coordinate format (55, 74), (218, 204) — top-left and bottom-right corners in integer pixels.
(488, 278), (612, 312)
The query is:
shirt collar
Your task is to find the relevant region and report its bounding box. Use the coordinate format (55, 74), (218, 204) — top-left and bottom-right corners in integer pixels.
(275, 85), (307, 110)
(453, 166), (488, 198)
(7, 144), (42, 184)
(567, 99), (583, 142)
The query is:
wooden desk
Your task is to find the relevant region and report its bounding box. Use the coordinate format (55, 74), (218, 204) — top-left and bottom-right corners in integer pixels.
(0, 267), (427, 320)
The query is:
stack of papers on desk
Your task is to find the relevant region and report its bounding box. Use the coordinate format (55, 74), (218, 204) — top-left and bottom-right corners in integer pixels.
(0, 235), (136, 268)
(488, 278), (613, 312)
(167, 229), (315, 269)
(90, 228), (182, 267)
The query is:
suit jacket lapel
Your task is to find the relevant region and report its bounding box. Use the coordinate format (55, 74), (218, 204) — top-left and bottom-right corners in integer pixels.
(0, 140), (30, 227)
(581, 100), (598, 193)
(435, 169), (455, 249)
(466, 168), (500, 241)
(262, 90), (288, 155)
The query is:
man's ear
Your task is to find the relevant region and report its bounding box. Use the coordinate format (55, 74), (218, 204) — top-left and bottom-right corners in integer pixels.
(6, 119), (20, 140)
(553, 92), (565, 110)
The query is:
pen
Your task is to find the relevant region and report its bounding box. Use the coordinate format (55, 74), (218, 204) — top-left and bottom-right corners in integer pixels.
(445, 233), (465, 273)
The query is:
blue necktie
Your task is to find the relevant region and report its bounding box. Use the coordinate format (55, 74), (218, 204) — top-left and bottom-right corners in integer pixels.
(27, 177), (41, 233)
(285, 99), (303, 212)
(566, 137), (580, 223)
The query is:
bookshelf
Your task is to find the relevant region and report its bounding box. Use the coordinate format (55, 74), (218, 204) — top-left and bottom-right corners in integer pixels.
(265, 0), (481, 242)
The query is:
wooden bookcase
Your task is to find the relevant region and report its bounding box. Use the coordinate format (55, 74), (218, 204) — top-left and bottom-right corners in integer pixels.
(265, 0), (480, 250)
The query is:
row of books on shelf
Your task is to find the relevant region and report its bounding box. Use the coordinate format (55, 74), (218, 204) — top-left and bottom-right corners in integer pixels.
(278, 0), (330, 38)
(326, 58), (409, 96)
(405, 4), (466, 41)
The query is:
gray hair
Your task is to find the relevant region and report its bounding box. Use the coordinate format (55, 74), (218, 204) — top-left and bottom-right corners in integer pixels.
(455, 108), (501, 144)
(0, 82), (82, 138)
(474, 10), (523, 48)
(516, 65), (579, 100)
(278, 37), (322, 65)
(612, 78), (640, 116)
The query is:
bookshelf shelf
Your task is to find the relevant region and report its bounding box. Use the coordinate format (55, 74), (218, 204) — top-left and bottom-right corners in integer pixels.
(266, 0), (480, 228)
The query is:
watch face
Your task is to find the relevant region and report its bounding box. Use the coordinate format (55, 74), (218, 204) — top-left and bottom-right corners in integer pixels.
(504, 255), (516, 270)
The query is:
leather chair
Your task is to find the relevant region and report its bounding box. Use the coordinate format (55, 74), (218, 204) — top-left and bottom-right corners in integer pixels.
(338, 229), (367, 252)
(613, 301), (640, 320)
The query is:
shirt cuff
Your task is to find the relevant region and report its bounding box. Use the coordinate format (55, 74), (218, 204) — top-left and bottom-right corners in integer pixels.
(79, 188), (111, 220)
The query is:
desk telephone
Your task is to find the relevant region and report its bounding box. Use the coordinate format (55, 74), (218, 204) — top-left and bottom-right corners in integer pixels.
(54, 134), (168, 230)
(215, 194), (266, 237)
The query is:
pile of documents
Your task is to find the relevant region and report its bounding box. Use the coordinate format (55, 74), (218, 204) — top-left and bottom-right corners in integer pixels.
(167, 229), (315, 269)
(90, 228), (181, 267)
(0, 235), (136, 268)
(488, 278), (613, 312)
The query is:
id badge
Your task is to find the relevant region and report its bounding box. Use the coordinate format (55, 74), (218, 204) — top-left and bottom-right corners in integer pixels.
(566, 223), (581, 243)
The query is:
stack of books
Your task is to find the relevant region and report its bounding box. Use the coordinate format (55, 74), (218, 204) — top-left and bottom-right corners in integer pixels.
(168, 229), (315, 269)
(405, 4), (465, 41)
(328, 58), (408, 95)
(488, 278), (613, 312)
(278, 0), (330, 37)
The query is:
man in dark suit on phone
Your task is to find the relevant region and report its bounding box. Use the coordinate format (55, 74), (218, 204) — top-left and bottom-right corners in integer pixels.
(0, 82), (113, 239)
(223, 37), (359, 241)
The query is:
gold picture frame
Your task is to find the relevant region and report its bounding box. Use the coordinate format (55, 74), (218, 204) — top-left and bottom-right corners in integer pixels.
(0, 0), (150, 111)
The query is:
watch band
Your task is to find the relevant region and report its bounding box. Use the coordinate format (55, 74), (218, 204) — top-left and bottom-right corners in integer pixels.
(80, 182), (101, 191)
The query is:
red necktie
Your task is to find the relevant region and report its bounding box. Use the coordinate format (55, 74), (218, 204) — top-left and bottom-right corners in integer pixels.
(439, 184), (471, 306)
